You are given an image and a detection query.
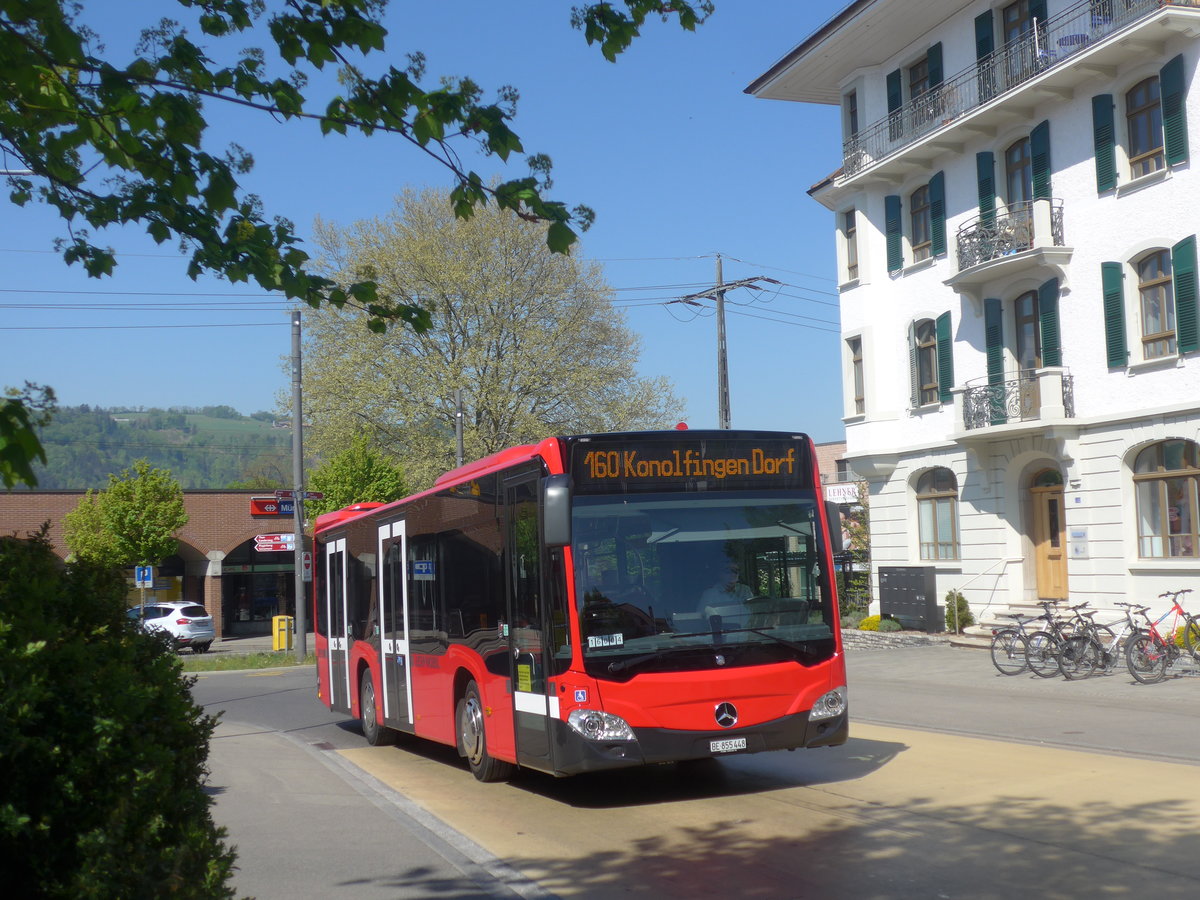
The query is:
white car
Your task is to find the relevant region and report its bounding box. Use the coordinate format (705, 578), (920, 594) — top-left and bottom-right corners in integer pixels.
(128, 601), (216, 653)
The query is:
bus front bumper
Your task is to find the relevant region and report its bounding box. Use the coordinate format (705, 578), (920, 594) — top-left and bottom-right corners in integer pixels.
(549, 709), (848, 776)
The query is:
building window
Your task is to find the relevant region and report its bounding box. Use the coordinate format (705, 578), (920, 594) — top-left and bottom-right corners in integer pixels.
(845, 90), (859, 138)
(848, 336), (864, 415)
(843, 209), (859, 281)
(914, 319), (938, 405)
(1002, 0), (1034, 46)
(1138, 248), (1175, 359)
(1006, 137), (1032, 208)
(1135, 440), (1199, 558)
(917, 468), (959, 560)
(910, 184), (932, 262)
(1127, 77), (1164, 178)
(908, 56), (930, 100)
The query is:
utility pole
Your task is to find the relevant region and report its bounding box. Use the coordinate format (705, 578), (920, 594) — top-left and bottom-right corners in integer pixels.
(455, 389), (464, 467)
(671, 262), (780, 431)
(715, 255), (731, 430)
(290, 310), (307, 662)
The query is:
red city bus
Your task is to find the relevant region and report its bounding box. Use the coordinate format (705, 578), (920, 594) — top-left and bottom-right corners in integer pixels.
(313, 429), (848, 780)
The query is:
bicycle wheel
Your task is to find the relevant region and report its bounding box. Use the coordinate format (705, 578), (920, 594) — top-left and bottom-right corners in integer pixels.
(1060, 635), (1101, 680)
(1088, 624), (1119, 673)
(1183, 615), (1200, 663)
(1125, 632), (1169, 684)
(990, 629), (1028, 676)
(1026, 631), (1062, 678)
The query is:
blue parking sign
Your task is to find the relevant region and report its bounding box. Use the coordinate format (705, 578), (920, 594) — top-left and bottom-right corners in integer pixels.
(135, 565), (153, 587)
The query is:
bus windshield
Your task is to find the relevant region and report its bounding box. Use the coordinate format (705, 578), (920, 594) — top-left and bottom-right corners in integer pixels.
(571, 490), (836, 680)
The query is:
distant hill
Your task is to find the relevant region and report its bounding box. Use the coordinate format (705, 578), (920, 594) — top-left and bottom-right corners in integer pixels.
(27, 405), (293, 490)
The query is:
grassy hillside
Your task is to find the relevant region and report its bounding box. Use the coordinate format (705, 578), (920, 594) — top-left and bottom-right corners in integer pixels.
(29, 405), (293, 489)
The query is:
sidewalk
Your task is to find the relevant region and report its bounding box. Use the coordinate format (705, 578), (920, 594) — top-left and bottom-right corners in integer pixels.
(204, 631), (315, 656)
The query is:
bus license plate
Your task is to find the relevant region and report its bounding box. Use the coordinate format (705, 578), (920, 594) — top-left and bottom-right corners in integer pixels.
(710, 738), (747, 753)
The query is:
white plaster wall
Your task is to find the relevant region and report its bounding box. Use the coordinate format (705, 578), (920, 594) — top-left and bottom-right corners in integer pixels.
(831, 5), (1200, 622)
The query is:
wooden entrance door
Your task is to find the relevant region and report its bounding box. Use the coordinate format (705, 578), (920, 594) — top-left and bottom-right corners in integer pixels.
(1030, 470), (1067, 600)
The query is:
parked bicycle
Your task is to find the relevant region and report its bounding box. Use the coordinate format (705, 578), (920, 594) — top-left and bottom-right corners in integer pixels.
(990, 611), (1040, 675)
(1056, 601), (1142, 678)
(1125, 589), (1200, 684)
(990, 600), (1063, 676)
(1026, 602), (1096, 679)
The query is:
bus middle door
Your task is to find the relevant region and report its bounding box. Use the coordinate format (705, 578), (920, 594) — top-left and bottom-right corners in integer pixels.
(378, 521), (412, 729)
(505, 473), (554, 771)
(324, 538), (351, 713)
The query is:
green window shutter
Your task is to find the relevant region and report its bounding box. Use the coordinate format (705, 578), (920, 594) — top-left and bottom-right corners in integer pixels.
(1161, 54), (1189, 167)
(1101, 261), (1128, 368)
(927, 43), (943, 89)
(984, 299), (1005, 384)
(1173, 235), (1198, 354)
(1092, 94), (1117, 192)
(1038, 278), (1061, 367)
(885, 194), (903, 272)
(974, 11), (994, 61)
(908, 321), (919, 409)
(984, 298), (1006, 425)
(975, 11), (997, 102)
(936, 311), (954, 404)
(1031, 120), (1051, 200)
(976, 152), (995, 226)
(887, 69), (902, 114)
(929, 171), (946, 257)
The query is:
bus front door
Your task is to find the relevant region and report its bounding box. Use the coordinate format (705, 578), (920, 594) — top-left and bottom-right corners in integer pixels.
(325, 538), (351, 713)
(505, 474), (555, 771)
(378, 521), (412, 728)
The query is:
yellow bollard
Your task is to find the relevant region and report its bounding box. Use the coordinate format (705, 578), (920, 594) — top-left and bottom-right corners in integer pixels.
(272, 615), (294, 651)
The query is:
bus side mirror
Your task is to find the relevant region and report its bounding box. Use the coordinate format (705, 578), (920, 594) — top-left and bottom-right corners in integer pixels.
(825, 500), (844, 554)
(543, 474), (572, 547)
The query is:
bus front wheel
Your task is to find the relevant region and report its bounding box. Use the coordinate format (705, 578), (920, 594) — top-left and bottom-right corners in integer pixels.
(456, 680), (515, 782)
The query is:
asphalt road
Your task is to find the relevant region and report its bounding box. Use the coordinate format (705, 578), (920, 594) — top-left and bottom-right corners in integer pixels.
(195, 643), (1200, 898)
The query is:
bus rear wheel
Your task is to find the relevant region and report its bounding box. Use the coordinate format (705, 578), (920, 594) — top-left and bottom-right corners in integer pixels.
(360, 671), (396, 746)
(456, 680), (515, 782)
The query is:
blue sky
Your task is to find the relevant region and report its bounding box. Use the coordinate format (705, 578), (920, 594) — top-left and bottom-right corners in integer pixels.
(0, 1), (850, 443)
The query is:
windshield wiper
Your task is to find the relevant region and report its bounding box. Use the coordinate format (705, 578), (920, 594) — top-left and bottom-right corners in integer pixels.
(668, 624), (821, 663)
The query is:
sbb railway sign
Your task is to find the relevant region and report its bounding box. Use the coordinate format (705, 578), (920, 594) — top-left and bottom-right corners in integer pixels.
(255, 533), (295, 552)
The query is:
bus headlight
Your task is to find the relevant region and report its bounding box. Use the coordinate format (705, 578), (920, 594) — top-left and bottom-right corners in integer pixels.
(809, 687), (847, 722)
(567, 709), (637, 742)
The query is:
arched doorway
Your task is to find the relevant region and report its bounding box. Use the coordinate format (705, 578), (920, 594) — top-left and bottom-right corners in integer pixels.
(1029, 468), (1067, 600)
(221, 537), (299, 635)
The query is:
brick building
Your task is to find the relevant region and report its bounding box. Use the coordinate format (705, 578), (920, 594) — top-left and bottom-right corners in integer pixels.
(0, 490), (309, 639)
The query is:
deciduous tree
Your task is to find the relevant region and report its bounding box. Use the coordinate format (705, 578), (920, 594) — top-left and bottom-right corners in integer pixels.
(303, 186), (684, 488)
(305, 434), (407, 520)
(63, 460), (188, 567)
(0, 0), (712, 485)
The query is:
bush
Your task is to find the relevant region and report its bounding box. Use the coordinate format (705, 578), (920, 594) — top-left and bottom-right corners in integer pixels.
(1174, 621), (1200, 649)
(0, 529), (237, 898)
(945, 589), (975, 634)
(858, 614), (902, 633)
(858, 614), (882, 631)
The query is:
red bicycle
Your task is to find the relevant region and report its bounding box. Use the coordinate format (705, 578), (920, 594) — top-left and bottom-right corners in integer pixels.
(1124, 589), (1200, 684)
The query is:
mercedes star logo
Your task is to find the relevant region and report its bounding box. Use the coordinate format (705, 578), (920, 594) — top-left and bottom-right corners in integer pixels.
(714, 702), (738, 728)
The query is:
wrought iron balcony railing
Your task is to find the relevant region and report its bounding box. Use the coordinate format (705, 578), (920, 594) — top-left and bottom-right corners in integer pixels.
(961, 369), (1075, 431)
(956, 200), (1064, 271)
(842, 0), (1199, 178)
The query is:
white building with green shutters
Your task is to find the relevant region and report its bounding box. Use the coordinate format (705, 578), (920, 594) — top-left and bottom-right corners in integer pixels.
(749, 0), (1200, 622)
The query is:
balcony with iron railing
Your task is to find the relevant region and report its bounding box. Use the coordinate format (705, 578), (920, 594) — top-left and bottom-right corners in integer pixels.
(956, 199), (1065, 271)
(954, 368), (1076, 436)
(841, 0), (1200, 181)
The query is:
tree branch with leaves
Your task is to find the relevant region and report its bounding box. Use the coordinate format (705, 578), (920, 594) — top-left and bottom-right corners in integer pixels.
(0, 0), (713, 485)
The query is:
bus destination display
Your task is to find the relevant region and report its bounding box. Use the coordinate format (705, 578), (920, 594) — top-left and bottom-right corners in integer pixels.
(570, 437), (809, 493)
